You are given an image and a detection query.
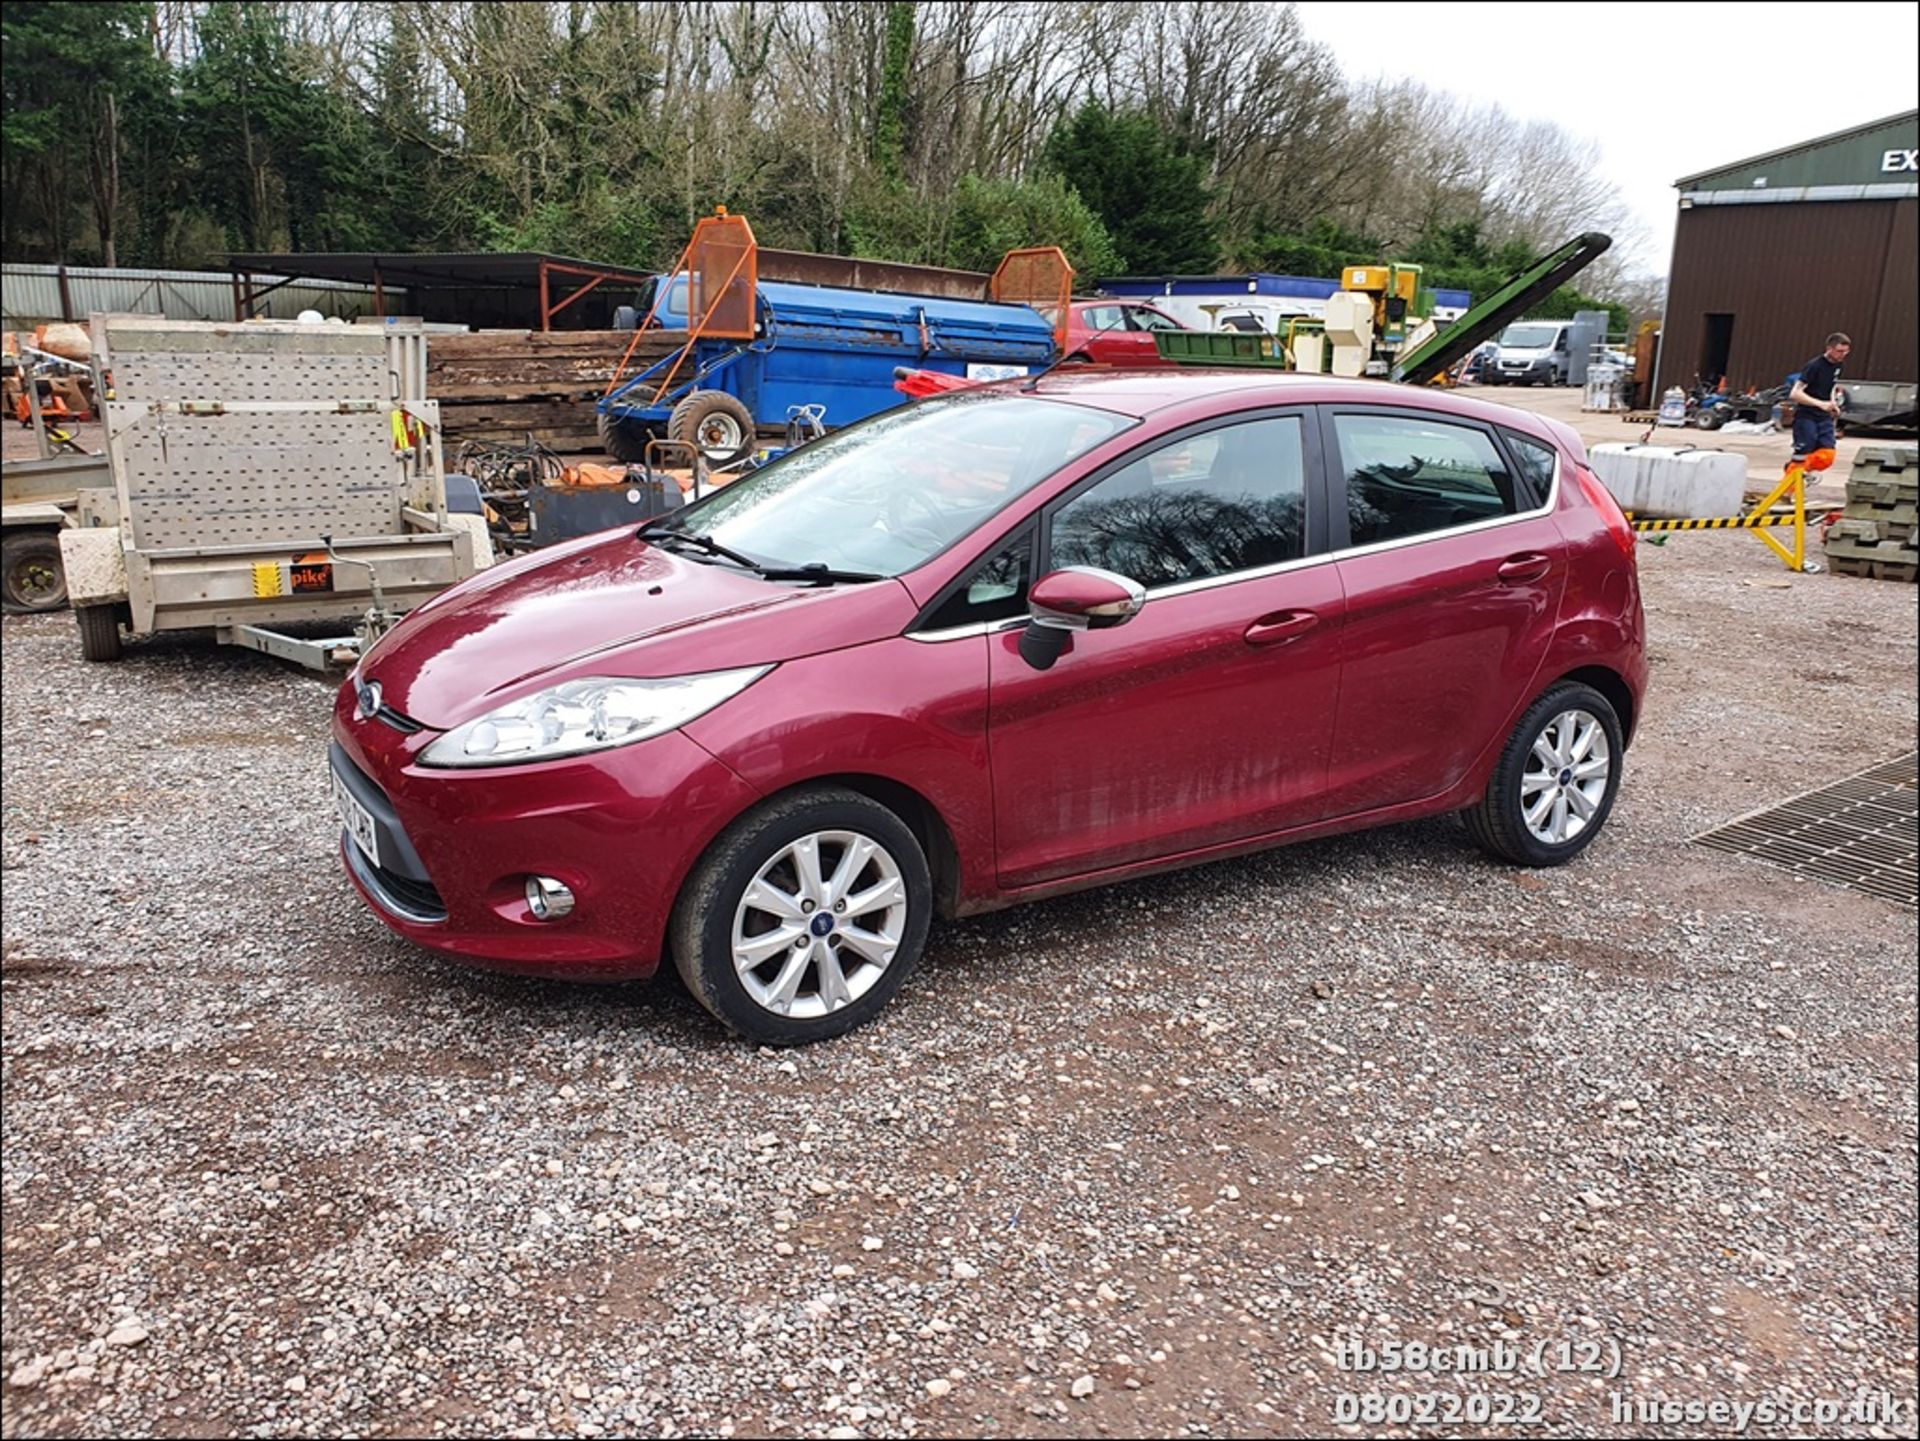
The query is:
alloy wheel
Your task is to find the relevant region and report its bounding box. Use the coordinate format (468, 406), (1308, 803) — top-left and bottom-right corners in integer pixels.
(1521, 708), (1611, 845)
(731, 830), (908, 1020)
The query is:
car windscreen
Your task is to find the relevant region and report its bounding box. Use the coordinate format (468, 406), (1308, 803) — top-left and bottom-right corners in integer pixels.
(1499, 324), (1559, 349)
(658, 393), (1134, 577)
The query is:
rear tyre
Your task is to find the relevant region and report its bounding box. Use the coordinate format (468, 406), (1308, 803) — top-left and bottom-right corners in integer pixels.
(1464, 681), (1623, 867)
(671, 787), (932, 1045)
(596, 409), (655, 465)
(2, 531), (68, 612)
(667, 390), (756, 466)
(75, 602), (123, 662)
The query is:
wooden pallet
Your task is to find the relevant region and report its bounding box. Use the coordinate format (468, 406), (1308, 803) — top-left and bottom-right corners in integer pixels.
(1621, 411), (1657, 425)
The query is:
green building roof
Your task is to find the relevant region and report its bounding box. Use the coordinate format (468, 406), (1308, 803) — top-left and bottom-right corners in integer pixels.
(1677, 111), (1917, 194)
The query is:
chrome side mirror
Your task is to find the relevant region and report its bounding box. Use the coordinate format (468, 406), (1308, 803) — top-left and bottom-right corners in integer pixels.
(1018, 566), (1146, 671)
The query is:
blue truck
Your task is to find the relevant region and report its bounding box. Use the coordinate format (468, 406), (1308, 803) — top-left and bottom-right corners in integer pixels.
(595, 274), (1060, 465)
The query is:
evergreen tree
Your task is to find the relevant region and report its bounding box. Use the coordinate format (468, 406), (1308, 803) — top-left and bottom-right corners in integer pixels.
(1043, 102), (1217, 276)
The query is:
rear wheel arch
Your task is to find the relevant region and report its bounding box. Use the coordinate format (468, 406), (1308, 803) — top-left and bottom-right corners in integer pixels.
(1556, 665), (1636, 746)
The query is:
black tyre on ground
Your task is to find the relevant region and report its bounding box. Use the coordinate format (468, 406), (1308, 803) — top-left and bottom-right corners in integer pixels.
(75, 602), (123, 662)
(667, 389), (756, 466)
(596, 409), (656, 465)
(1463, 680), (1624, 867)
(671, 786), (933, 1046)
(1, 531), (68, 613)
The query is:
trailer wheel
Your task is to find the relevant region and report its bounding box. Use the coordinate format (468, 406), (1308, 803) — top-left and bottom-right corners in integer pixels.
(76, 603), (123, 662)
(2, 531), (68, 613)
(668, 390), (756, 466)
(596, 409), (656, 465)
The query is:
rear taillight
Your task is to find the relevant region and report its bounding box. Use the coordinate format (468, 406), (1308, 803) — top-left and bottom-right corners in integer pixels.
(1576, 465), (1636, 556)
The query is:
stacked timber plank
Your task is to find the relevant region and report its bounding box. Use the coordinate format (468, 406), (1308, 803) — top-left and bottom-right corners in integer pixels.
(428, 329), (688, 450)
(1825, 443), (1918, 583)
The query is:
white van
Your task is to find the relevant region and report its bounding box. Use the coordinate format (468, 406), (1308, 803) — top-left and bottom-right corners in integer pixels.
(1489, 320), (1573, 387)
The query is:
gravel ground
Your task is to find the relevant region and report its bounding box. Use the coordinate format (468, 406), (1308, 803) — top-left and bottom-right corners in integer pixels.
(2, 532), (1916, 1439)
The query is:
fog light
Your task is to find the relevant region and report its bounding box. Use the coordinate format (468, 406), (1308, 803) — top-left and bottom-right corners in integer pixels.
(525, 876), (575, 920)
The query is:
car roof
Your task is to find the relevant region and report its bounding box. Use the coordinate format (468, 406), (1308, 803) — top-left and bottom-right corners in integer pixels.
(991, 366), (1584, 458)
(1010, 366), (1517, 420)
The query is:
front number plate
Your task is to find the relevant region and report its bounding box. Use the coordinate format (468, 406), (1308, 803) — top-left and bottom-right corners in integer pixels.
(331, 765), (381, 869)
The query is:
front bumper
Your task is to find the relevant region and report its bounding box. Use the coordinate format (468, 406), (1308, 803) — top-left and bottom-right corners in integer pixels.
(1492, 360), (1555, 383)
(331, 686), (762, 980)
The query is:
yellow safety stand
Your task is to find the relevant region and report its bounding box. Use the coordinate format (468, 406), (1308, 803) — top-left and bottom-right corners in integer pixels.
(1627, 469), (1822, 573)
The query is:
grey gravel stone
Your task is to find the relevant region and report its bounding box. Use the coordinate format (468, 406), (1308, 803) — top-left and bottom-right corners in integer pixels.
(3, 526), (1916, 1439)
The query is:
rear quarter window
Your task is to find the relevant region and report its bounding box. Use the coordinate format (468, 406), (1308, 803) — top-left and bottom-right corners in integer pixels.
(1502, 431), (1559, 506)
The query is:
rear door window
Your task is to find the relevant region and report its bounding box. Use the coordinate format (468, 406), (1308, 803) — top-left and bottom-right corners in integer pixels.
(1330, 412), (1521, 548)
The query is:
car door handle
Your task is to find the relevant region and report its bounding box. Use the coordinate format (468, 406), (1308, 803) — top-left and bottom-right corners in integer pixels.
(1243, 609), (1320, 646)
(1496, 552), (1552, 584)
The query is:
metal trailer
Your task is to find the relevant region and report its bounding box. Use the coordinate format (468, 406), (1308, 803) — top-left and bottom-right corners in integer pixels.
(2, 340), (113, 611)
(595, 211), (1064, 466)
(1, 449), (110, 611)
(60, 315), (492, 667)
(1836, 379), (1919, 435)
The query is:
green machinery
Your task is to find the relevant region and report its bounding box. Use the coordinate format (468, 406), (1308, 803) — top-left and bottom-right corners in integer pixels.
(1155, 232), (1613, 386)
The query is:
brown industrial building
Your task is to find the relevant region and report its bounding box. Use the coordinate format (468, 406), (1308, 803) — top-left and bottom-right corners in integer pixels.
(1657, 110), (1917, 395)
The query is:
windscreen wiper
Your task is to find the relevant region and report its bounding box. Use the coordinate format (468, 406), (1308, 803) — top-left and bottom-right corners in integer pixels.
(641, 525), (879, 585)
(755, 562), (884, 585)
(638, 524), (764, 573)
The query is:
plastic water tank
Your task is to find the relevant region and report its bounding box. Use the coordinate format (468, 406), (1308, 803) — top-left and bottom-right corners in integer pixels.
(1588, 444), (1747, 519)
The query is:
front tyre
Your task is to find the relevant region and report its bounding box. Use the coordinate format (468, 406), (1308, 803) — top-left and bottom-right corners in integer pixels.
(1464, 681), (1623, 867)
(671, 787), (932, 1044)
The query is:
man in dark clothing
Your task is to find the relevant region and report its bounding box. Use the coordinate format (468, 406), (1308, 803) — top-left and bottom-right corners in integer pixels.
(1786, 332), (1851, 486)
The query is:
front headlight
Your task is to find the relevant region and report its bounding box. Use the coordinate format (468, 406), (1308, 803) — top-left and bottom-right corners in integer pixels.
(419, 666), (771, 768)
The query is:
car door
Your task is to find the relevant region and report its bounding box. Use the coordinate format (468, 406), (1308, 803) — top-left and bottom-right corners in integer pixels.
(1317, 407), (1567, 819)
(1073, 305), (1132, 365)
(1121, 305), (1180, 365)
(986, 410), (1346, 888)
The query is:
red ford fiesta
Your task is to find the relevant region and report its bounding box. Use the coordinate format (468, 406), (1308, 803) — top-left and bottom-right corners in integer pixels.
(333, 370), (1647, 1044)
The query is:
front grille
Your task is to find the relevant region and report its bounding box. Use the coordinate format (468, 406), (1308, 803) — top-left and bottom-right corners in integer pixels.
(342, 826), (448, 923)
(1693, 752), (1917, 908)
(374, 705), (423, 734)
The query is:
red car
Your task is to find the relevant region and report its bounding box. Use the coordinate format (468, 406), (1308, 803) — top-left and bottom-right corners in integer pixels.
(333, 371), (1646, 1044)
(1063, 299), (1187, 365)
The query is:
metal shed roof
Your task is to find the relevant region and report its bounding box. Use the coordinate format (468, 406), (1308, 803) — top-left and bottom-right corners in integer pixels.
(224, 250), (658, 290)
(1676, 110), (1918, 192)
(224, 251), (663, 329)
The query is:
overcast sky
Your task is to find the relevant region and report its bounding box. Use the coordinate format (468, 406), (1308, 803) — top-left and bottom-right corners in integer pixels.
(1291, 1), (1920, 276)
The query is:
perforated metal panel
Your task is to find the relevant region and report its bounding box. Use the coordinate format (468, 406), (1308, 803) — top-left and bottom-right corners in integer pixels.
(110, 405), (401, 549)
(105, 322), (394, 403)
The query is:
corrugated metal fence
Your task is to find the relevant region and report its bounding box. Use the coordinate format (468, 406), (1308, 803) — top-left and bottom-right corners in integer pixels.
(3, 263), (399, 327)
